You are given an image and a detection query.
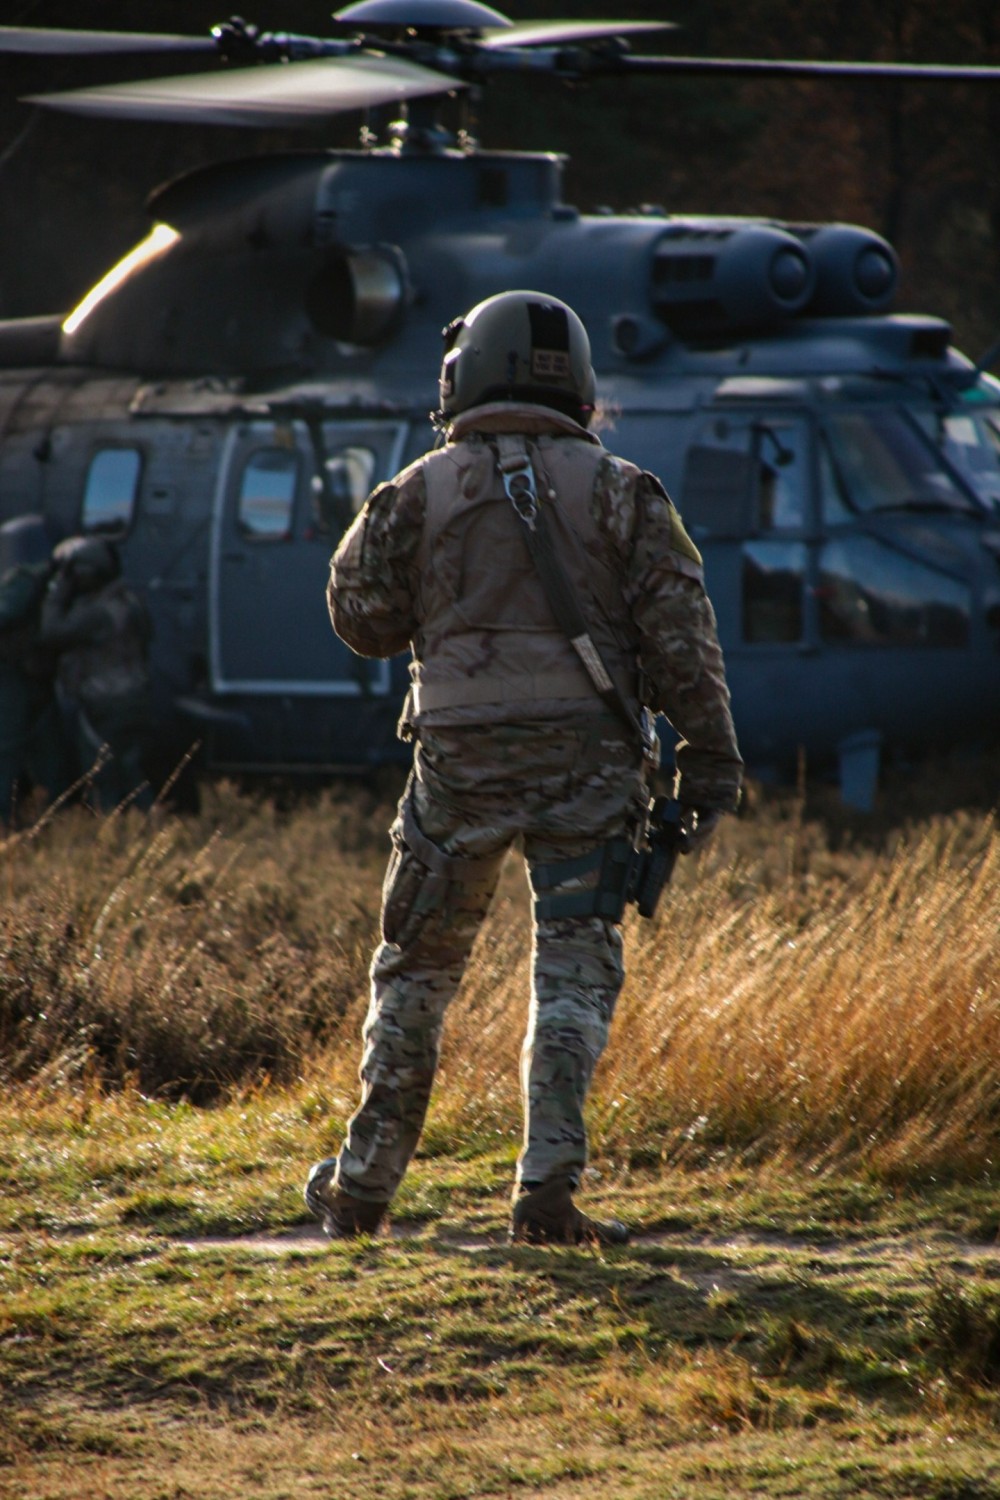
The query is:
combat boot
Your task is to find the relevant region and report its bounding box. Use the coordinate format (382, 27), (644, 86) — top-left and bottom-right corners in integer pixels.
(304, 1157), (387, 1239)
(510, 1176), (630, 1246)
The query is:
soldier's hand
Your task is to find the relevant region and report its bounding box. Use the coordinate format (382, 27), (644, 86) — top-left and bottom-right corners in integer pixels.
(680, 806), (722, 853)
(48, 567), (74, 604)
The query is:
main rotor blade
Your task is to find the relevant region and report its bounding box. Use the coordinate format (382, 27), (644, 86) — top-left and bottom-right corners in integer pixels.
(25, 55), (465, 127)
(0, 25), (214, 56)
(481, 20), (674, 50)
(618, 53), (1000, 82)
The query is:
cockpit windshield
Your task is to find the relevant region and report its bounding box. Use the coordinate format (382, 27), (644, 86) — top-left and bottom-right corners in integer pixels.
(919, 408), (1000, 515)
(821, 409), (980, 517)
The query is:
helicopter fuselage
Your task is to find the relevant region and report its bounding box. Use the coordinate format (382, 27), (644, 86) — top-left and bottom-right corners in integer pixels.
(1, 147), (998, 799)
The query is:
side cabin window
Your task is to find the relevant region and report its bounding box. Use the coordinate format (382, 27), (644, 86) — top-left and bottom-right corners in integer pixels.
(81, 446), (142, 536)
(311, 445), (377, 537)
(237, 448), (299, 540)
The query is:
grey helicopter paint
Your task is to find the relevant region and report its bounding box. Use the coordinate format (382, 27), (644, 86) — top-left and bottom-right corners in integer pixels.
(1, 1), (999, 807)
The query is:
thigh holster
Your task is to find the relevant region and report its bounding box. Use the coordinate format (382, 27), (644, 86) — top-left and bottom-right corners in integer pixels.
(530, 837), (635, 923)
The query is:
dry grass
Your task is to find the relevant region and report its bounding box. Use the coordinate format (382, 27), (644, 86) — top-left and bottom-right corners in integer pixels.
(418, 767), (1000, 1183)
(1, 761), (998, 1181)
(0, 778), (393, 1099)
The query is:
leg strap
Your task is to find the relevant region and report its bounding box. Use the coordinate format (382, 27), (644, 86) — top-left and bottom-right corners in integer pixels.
(530, 837), (635, 922)
(399, 786), (502, 882)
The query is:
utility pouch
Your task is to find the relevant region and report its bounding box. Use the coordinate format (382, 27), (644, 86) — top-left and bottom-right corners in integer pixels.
(380, 783), (503, 950)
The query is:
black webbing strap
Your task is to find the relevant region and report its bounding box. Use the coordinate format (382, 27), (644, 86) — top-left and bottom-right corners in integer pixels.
(494, 434), (648, 749)
(493, 435), (649, 924)
(530, 837), (635, 922)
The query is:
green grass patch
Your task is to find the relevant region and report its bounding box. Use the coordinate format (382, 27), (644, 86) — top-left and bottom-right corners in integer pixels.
(4, 1084), (1000, 1496)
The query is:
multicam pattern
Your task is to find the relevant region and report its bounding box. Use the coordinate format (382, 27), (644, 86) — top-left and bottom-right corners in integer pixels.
(333, 721), (647, 1201)
(330, 410), (742, 809)
(323, 404), (742, 1211)
(0, 561), (66, 821)
(39, 575), (153, 810)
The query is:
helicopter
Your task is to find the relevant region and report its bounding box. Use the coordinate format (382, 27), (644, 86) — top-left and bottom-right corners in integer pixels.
(1, 1), (999, 810)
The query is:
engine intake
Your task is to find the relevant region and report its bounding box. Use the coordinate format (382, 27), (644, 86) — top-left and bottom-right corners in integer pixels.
(305, 246), (407, 345)
(644, 219), (900, 341)
(795, 224), (898, 315)
(651, 223), (814, 335)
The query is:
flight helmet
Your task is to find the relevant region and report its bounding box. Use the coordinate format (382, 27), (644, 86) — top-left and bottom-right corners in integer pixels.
(438, 290), (596, 425)
(52, 536), (121, 591)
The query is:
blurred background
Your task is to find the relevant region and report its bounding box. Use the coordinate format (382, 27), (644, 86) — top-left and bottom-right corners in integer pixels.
(2, 0), (1000, 361)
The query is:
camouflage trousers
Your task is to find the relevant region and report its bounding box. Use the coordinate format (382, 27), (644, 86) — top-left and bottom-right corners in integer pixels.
(333, 716), (648, 1204)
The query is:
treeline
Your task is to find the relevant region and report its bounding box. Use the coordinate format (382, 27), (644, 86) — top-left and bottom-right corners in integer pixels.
(1, 0), (999, 353)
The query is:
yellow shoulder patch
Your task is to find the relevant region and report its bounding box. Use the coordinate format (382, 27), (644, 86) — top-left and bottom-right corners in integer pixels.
(669, 502), (703, 568)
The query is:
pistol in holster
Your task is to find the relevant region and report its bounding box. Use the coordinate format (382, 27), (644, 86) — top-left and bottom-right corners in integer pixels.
(626, 795), (689, 919)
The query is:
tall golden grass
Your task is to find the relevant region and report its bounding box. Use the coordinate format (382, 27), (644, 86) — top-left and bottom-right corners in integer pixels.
(425, 800), (1000, 1182)
(2, 768), (998, 1182)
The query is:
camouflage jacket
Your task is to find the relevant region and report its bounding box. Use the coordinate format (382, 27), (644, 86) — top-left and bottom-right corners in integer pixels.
(40, 575), (152, 712)
(329, 403), (743, 810)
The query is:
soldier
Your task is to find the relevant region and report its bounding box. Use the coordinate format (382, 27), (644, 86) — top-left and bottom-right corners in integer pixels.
(40, 536), (154, 812)
(0, 514), (70, 826)
(305, 291), (743, 1245)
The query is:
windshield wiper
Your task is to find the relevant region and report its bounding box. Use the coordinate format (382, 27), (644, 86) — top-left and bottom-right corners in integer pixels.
(873, 494), (980, 515)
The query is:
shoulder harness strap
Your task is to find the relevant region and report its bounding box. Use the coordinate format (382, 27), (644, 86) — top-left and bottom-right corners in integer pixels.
(494, 433), (654, 758)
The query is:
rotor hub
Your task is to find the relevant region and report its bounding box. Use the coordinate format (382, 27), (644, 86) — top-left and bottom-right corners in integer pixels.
(333, 0), (511, 36)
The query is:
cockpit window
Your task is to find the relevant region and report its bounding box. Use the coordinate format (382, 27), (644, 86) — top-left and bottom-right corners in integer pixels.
(822, 410), (975, 515)
(237, 448), (298, 540)
(927, 411), (1000, 513)
(81, 446), (142, 536)
(686, 414), (810, 532)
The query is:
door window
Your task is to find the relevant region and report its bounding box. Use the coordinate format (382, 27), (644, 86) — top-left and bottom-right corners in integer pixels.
(754, 422), (808, 530)
(742, 540), (807, 642)
(237, 448), (298, 540)
(686, 414), (810, 532)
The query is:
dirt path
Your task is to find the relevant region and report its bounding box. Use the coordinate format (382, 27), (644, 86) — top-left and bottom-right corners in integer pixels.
(170, 1220), (1000, 1280)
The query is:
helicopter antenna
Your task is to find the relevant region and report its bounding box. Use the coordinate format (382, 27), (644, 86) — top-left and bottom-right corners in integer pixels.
(973, 335), (1000, 377)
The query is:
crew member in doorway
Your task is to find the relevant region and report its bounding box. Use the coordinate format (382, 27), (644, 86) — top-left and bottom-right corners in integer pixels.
(40, 536), (153, 811)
